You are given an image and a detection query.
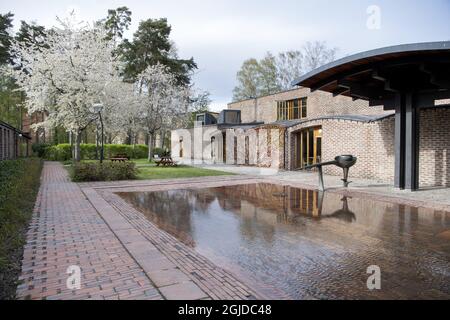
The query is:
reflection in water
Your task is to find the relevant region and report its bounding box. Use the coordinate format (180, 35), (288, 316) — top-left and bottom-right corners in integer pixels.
(118, 183), (450, 300)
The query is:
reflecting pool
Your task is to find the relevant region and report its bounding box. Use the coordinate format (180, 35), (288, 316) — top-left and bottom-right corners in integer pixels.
(118, 183), (450, 299)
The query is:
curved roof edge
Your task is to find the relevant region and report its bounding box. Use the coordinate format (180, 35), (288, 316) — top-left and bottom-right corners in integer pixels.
(292, 41), (450, 87)
(262, 113), (395, 129)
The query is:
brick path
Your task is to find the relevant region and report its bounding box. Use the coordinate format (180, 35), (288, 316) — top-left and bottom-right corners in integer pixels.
(16, 162), (261, 300)
(16, 162), (162, 300)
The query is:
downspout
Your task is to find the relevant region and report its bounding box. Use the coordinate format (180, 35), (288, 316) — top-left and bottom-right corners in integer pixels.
(254, 97), (258, 122)
(284, 128), (287, 170)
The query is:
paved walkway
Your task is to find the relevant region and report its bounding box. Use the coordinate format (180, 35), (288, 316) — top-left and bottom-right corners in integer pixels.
(16, 162), (162, 300)
(16, 162), (259, 300)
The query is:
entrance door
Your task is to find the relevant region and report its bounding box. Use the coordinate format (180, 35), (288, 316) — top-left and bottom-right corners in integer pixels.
(295, 127), (322, 169)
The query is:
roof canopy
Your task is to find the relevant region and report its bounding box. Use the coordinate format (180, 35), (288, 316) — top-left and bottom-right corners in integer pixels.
(293, 42), (450, 109)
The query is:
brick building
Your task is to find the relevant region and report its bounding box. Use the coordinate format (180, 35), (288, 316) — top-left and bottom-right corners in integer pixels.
(172, 42), (450, 189)
(0, 120), (31, 160)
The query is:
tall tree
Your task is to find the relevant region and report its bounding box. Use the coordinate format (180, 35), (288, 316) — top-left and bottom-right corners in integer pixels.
(0, 12), (14, 65)
(10, 16), (127, 161)
(302, 41), (337, 73)
(135, 63), (190, 160)
(258, 52), (280, 95)
(15, 21), (46, 46)
(275, 51), (304, 91)
(232, 41), (338, 100)
(232, 53), (281, 101)
(104, 6), (132, 44)
(0, 69), (22, 127)
(120, 18), (197, 86)
(232, 58), (263, 101)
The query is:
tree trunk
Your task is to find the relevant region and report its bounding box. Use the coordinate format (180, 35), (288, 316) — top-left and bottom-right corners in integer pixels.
(159, 131), (165, 149)
(74, 130), (82, 162)
(69, 131), (74, 160)
(95, 125), (99, 160)
(147, 133), (154, 161)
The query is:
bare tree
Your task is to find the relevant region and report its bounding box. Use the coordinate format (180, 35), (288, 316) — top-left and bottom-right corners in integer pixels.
(302, 41), (338, 73)
(233, 41), (338, 98)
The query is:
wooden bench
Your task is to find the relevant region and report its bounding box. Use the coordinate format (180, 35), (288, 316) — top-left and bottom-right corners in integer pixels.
(110, 153), (130, 162)
(155, 156), (177, 167)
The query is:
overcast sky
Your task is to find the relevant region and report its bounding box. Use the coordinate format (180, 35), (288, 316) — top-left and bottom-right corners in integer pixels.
(1, 0), (449, 110)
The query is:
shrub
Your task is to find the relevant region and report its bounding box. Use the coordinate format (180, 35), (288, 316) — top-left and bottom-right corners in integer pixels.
(71, 161), (138, 182)
(32, 143), (51, 157)
(44, 144), (72, 161)
(43, 144), (149, 161)
(0, 158), (42, 299)
(132, 145), (148, 159)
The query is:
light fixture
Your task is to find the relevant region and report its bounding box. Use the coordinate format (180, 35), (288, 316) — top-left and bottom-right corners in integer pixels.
(92, 103), (104, 113)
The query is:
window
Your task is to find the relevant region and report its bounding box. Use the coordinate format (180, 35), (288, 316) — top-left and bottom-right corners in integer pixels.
(224, 111), (240, 124)
(277, 98), (307, 120)
(196, 114), (205, 125)
(301, 98), (307, 118)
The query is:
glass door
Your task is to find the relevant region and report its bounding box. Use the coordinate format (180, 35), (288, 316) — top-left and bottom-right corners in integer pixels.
(296, 127), (322, 169)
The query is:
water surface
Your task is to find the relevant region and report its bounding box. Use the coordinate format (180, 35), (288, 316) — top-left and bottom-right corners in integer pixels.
(119, 183), (450, 299)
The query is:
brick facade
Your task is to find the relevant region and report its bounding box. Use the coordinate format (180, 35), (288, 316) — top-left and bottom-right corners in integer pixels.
(172, 86), (450, 188)
(419, 108), (450, 187)
(286, 117), (395, 183)
(227, 87), (391, 123)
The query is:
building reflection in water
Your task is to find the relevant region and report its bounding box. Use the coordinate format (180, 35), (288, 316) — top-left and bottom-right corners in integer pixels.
(117, 183), (450, 299)
(118, 184), (356, 247)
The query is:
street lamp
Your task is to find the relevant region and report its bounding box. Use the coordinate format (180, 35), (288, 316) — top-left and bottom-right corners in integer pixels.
(92, 103), (104, 163)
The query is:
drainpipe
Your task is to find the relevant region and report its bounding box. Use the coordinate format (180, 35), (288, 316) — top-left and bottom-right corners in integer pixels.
(254, 97), (258, 122)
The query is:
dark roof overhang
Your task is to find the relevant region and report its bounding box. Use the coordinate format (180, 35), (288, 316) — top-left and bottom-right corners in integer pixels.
(293, 41), (450, 110)
(0, 120), (31, 139)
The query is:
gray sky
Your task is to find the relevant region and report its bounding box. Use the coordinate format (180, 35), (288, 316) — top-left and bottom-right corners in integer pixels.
(1, 0), (449, 110)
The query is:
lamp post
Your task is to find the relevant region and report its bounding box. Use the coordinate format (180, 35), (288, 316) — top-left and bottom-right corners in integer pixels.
(92, 103), (104, 163)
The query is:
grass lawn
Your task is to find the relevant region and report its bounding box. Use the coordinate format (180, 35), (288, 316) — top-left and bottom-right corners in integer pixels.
(136, 165), (233, 180)
(64, 159), (234, 181)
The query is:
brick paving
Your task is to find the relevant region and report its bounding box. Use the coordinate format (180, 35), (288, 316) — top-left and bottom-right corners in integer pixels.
(96, 187), (265, 300)
(16, 162), (262, 300)
(16, 162), (162, 300)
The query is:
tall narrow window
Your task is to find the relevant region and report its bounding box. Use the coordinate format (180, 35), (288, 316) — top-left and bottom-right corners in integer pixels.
(179, 137), (183, 158)
(301, 98), (307, 118)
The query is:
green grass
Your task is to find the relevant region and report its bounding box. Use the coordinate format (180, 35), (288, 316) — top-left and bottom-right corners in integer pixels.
(63, 159), (233, 181)
(0, 158), (42, 300)
(136, 165), (233, 180)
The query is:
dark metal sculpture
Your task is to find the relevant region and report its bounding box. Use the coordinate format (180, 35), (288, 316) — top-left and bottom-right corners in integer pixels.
(303, 155), (357, 191)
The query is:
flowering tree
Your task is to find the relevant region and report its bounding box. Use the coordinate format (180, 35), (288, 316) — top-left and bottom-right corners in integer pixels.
(10, 15), (125, 161)
(136, 63), (190, 160)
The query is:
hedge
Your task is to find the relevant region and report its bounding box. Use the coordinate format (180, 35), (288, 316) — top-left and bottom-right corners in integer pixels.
(43, 144), (150, 161)
(0, 158), (43, 299)
(71, 161), (138, 182)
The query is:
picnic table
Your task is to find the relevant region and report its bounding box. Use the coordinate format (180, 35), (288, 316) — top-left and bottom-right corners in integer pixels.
(110, 154), (129, 162)
(155, 156), (177, 167)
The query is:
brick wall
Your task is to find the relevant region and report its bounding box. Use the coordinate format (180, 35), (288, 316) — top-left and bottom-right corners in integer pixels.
(286, 117), (396, 183)
(419, 108), (450, 187)
(285, 107), (450, 187)
(228, 87), (390, 124)
(172, 102), (450, 188)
